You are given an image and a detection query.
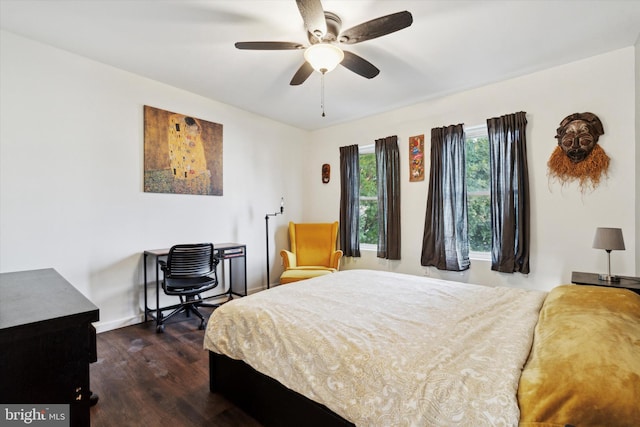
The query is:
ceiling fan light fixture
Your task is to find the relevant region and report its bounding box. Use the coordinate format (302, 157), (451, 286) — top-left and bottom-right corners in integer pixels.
(304, 43), (344, 74)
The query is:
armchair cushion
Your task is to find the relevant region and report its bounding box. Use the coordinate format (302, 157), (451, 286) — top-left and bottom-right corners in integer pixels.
(280, 269), (334, 284)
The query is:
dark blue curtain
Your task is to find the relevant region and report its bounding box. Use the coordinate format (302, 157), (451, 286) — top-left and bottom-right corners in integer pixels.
(487, 111), (530, 273)
(375, 136), (401, 260)
(421, 124), (470, 271)
(339, 144), (361, 257)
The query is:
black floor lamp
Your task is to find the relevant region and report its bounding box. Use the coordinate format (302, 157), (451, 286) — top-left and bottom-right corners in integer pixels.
(265, 198), (284, 289)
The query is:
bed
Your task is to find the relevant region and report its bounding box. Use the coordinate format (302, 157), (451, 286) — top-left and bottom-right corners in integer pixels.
(203, 269), (640, 426)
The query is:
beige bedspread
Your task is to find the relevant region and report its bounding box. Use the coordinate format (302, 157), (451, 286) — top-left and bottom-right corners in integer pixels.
(204, 269), (546, 426)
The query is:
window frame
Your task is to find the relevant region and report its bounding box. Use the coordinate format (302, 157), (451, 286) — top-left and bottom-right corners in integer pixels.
(358, 144), (377, 251)
(465, 124), (491, 260)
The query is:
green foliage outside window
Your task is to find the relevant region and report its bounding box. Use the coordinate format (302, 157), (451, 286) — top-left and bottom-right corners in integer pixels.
(358, 134), (491, 253)
(468, 196), (491, 252)
(359, 152), (378, 245)
(465, 135), (491, 252)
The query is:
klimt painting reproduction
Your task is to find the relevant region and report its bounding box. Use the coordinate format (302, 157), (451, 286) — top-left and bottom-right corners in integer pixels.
(144, 105), (223, 195)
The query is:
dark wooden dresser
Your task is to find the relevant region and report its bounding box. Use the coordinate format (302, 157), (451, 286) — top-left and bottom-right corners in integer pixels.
(0, 268), (99, 427)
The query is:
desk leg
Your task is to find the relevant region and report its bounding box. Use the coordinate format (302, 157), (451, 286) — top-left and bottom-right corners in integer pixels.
(223, 257), (232, 300)
(156, 259), (161, 329)
(143, 254), (148, 322)
(227, 258), (234, 300)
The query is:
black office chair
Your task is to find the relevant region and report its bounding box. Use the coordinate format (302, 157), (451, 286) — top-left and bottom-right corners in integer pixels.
(157, 243), (220, 333)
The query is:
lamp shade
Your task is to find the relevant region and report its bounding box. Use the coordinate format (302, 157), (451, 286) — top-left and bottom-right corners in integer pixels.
(304, 43), (344, 73)
(592, 227), (625, 251)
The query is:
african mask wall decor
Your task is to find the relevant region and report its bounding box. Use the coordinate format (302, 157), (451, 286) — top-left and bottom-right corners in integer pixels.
(547, 112), (610, 192)
(322, 163), (330, 183)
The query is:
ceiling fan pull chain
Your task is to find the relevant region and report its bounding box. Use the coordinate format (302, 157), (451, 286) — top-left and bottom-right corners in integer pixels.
(321, 72), (326, 117)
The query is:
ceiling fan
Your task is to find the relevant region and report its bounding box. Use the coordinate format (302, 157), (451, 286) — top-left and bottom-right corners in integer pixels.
(234, 0), (413, 86)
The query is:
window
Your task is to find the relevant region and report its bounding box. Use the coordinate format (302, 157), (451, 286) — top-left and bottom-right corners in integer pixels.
(465, 125), (491, 254)
(422, 115), (529, 272)
(358, 144), (378, 247)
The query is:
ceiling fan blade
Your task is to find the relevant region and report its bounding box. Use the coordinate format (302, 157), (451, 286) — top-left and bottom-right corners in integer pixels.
(340, 51), (380, 79)
(290, 62), (314, 85)
(235, 41), (304, 50)
(339, 11), (413, 45)
(296, 0), (327, 39)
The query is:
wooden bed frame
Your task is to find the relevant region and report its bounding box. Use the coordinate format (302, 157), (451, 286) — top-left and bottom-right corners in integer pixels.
(209, 351), (354, 427)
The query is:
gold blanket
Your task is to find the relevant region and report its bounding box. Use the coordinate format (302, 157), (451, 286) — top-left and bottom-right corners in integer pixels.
(518, 284), (640, 426)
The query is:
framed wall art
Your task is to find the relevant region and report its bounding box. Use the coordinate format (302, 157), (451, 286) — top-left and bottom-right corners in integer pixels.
(144, 105), (223, 195)
(409, 134), (425, 182)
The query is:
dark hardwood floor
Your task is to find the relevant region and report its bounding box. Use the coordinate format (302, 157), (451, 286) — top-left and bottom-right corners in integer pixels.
(90, 309), (262, 427)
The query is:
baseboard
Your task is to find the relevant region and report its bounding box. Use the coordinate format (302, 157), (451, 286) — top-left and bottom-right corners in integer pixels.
(94, 290), (265, 334)
(94, 314), (144, 334)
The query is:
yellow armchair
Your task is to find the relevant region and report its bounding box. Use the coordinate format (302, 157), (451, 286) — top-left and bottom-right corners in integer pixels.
(279, 221), (343, 284)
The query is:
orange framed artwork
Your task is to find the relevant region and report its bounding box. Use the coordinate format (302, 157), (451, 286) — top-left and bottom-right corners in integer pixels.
(144, 105), (223, 195)
(409, 134), (424, 182)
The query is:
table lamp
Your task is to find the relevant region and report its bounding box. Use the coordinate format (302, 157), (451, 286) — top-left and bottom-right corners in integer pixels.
(592, 227), (625, 282)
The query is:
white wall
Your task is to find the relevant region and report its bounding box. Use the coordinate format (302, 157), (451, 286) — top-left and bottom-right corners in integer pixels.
(635, 38), (640, 276)
(305, 47), (637, 292)
(0, 31), (306, 332)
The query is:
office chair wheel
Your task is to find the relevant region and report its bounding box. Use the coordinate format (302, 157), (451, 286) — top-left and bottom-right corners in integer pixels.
(198, 320), (206, 330)
(156, 324), (164, 333)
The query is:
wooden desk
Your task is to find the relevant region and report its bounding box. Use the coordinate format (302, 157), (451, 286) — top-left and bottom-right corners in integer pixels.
(571, 271), (640, 295)
(143, 243), (246, 329)
(0, 268), (99, 427)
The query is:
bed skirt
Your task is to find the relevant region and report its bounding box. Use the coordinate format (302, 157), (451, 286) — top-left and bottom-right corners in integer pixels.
(209, 351), (355, 427)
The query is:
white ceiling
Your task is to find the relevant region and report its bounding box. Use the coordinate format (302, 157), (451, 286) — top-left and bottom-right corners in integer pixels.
(2, 0), (640, 130)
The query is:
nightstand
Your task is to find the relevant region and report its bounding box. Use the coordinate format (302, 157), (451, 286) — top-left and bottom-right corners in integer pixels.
(571, 271), (640, 295)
